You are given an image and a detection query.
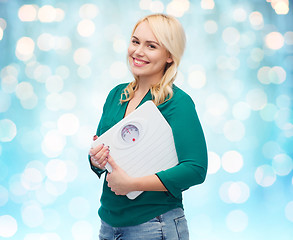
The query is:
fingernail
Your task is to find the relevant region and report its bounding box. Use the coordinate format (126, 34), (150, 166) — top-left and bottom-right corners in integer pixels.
(93, 135), (98, 141)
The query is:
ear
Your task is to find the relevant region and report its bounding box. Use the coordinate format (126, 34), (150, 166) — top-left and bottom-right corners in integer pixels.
(166, 57), (173, 64)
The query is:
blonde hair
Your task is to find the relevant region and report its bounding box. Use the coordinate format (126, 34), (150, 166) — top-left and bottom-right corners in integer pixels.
(121, 13), (186, 106)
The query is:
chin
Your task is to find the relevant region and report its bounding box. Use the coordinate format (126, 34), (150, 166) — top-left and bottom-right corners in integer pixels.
(130, 68), (145, 77)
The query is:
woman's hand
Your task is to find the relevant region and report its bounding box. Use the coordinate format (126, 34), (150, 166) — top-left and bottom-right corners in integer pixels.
(89, 135), (109, 170)
(106, 156), (135, 195)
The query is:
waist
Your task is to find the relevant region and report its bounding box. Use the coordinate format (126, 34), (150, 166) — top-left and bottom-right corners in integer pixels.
(98, 190), (183, 227)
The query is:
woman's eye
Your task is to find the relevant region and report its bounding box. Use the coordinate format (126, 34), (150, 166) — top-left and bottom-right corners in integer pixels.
(148, 44), (156, 49)
(132, 40), (139, 44)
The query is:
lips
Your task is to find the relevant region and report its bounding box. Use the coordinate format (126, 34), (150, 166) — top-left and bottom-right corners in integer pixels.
(132, 57), (149, 67)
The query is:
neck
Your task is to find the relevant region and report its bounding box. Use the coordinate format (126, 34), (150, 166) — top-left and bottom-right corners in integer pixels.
(136, 74), (163, 92)
(136, 79), (150, 93)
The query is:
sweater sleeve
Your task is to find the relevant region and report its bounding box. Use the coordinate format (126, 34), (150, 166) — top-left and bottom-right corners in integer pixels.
(156, 94), (208, 198)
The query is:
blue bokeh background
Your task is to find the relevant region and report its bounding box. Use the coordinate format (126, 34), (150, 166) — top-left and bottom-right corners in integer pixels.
(0, 0), (292, 239)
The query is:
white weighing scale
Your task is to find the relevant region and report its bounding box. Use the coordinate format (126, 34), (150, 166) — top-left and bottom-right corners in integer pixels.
(91, 100), (178, 199)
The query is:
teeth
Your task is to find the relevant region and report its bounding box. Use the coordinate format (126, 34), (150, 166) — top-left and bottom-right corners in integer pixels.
(134, 59), (146, 65)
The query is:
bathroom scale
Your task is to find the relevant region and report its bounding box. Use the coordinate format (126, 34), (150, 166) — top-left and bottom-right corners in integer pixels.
(91, 100), (178, 199)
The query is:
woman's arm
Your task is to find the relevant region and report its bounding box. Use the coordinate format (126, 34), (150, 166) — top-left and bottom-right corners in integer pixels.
(106, 156), (167, 195)
(155, 93), (208, 198)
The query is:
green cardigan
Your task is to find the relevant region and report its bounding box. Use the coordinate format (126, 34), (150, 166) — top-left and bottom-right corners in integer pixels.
(90, 83), (207, 227)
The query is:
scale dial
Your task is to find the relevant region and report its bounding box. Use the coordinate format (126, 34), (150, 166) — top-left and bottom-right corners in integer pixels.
(121, 124), (139, 143)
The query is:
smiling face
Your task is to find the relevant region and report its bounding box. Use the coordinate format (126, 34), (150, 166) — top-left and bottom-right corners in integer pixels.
(128, 21), (173, 85)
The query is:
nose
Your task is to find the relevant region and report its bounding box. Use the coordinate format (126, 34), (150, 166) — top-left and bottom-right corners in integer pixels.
(134, 45), (144, 57)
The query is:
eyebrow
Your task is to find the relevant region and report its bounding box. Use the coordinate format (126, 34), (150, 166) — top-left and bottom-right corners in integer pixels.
(132, 35), (160, 46)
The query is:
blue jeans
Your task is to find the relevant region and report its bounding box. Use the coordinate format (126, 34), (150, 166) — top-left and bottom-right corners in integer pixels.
(99, 208), (189, 240)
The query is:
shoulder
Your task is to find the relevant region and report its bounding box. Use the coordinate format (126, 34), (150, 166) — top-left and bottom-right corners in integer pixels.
(105, 83), (129, 101)
(103, 83), (129, 108)
(171, 85), (195, 107)
(108, 83), (129, 97)
(158, 85), (197, 120)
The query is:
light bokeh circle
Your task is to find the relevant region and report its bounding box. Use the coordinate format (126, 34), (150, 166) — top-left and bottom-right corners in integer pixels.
(222, 151), (244, 173)
(226, 210), (248, 232)
(207, 152), (221, 174)
(0, 215), (18, 238)
(0, 119), (17, 142)
(285, 201), (293, 222)
(272, 153), (293, 176)
(255, 164), (276, 187)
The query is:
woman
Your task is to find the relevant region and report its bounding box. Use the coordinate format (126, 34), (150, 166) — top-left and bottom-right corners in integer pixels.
(89, 13), (208, 240)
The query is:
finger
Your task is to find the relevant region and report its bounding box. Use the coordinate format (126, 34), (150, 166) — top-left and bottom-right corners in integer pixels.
(96, 155), (109, 169)
(89, 143), (104, 156)
(93, 135), (98, 141)
(99, 156), (109, 169)
(91, 150), (109, 169)
(92, 146), (109, 165)
(107, 155), (118, 170)
(91, 155), (106, 170)
(92, 145), (108, 159)
(90, 156), (101, 168)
